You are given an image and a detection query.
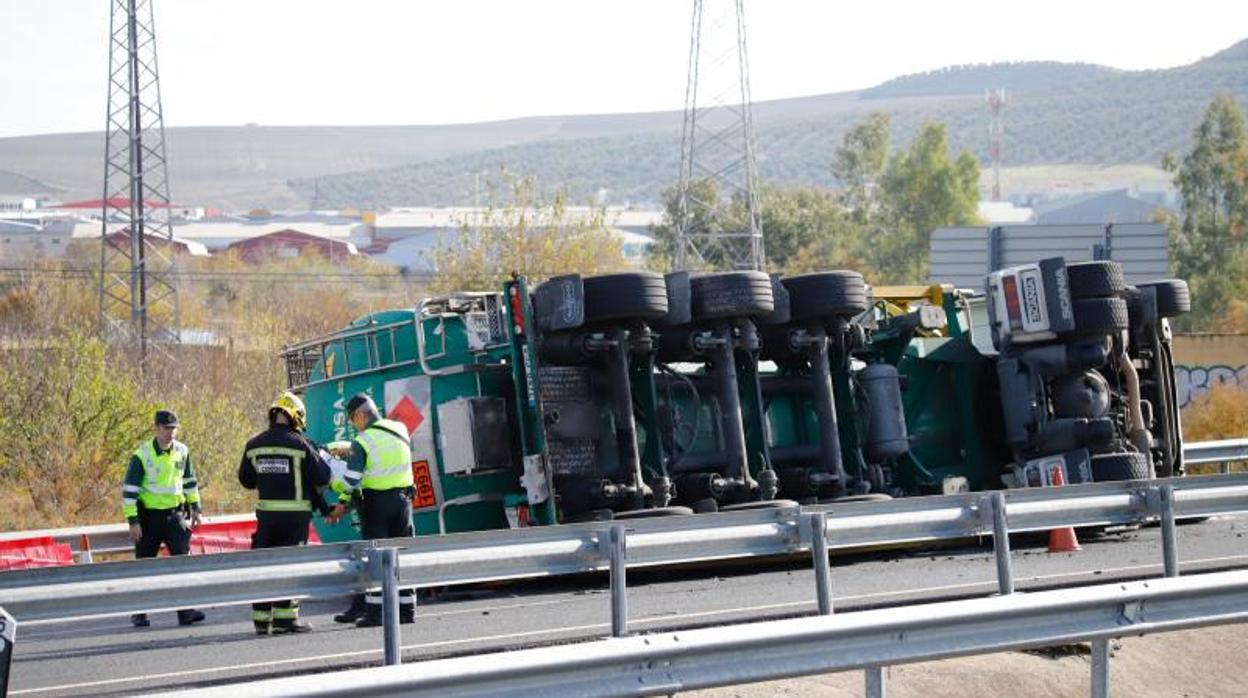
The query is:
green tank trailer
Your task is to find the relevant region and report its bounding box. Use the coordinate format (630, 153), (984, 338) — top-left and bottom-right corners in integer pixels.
(282, 260), (1188, 541)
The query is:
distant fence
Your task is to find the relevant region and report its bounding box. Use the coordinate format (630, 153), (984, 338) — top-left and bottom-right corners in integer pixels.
(929, 223), (1168, 289)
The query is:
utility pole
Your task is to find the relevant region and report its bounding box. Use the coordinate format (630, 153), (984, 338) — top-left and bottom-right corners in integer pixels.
(674, 0), (764, 271)
(98, 0), (180, 373)
(986, 88), (1006, 203)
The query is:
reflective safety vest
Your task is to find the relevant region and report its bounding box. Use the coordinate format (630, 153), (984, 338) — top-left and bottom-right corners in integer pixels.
(353, 419), (413, 491)
(245, 445), (312, 512)
(123, 440), (197, 519)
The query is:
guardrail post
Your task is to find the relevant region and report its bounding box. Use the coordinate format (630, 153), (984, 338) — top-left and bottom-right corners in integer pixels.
(865, 665), (887, 698)
(1159, 484), (1179, 578)
(1090, 637), (1110, 698)
(987, 493), (1014, 595)
(608, 525), (628, 638)
(807, 512), (833, 615)
(380, 547), (401, 666)
(1221, 461), (1231, 475)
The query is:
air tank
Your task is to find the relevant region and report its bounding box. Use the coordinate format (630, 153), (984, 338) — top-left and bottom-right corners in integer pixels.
(860, 363), (909, 460)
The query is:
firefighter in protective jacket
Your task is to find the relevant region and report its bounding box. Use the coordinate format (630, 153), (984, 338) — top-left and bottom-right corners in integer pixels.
(238, 391), (332, 635)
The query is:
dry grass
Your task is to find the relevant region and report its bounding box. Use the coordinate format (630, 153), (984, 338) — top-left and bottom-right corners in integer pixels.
(1182, 383), (1248, 474)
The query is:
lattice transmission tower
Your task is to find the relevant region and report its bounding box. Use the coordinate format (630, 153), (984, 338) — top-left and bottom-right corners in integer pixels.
(675, 0), (765, 271)
(98, 0), (179, 370)
(987, 88), (1006, 202)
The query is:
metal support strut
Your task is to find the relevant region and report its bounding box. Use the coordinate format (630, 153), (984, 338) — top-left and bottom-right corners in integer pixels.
(609, 525), (628, 637)
(1091, 637), (1110, 698)
(808, 512), (833, 615)
(380, 547), (401, 666)
(1159, 484), (1179, 578)
(866, 666), (887, 698)
(989, 492), (1014, 595)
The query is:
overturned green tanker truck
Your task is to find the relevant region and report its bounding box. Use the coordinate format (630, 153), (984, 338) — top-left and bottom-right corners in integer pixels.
(282, 260), (1189, 542)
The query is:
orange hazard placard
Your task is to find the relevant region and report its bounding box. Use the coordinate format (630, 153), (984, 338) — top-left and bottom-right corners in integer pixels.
(411, 460), (437, 509)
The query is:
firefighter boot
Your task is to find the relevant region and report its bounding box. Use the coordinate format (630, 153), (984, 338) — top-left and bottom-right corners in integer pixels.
(333, 594), (367, 624)
(273, 620), (313, 635)
(252, 603), (273, 636)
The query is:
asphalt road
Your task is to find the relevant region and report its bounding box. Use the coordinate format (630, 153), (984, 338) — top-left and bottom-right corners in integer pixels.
(8, 514), (1248, 696)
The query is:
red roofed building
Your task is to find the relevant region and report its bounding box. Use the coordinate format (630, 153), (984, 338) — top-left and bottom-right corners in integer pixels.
(225, 228), (358, 264)
(104, 229), (210, 257)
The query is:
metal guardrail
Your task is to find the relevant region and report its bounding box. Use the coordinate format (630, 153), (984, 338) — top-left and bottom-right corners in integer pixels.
(1, 473), (1247, 624)
(1182, 437), (1248, 466)
(4, 439), (1243, 560)
(155, 569), (1248, 698)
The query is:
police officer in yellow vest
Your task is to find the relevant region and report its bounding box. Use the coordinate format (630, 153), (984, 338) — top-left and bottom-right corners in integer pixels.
(238, 392), (332, 635)
(122, 409), (205, 628)
(326, 393), (416, 627)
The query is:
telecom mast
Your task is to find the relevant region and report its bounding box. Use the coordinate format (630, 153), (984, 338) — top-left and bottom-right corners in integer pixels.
(987, 88), (1006, 202)
(98, 0), (180, 371)
(674, 0), (765, 271)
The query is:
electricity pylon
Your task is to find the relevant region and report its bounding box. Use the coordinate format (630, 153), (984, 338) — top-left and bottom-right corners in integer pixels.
(98, 0), (180, 371)
(674, 0), (765, 271)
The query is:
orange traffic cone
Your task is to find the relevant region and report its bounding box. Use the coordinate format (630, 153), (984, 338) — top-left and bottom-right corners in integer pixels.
(78, 533), (94, 564)
(1048, 466), (1081, 553)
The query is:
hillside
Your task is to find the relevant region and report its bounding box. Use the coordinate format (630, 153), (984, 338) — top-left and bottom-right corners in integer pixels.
(862, 61), (1121, 99)
(2, 39), (1245, 209)
(296, 40), (1248, 208)
(0, 169), (58, 196)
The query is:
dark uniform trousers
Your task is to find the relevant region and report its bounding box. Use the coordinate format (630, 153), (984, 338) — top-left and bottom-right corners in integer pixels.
(134, 506), (198, 623)
(251, 510), (312, 631)
(361, 488), (415, 621)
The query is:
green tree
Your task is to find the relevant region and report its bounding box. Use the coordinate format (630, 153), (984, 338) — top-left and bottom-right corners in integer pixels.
(430, 174), (626, 292)
(1163, 94), (1248, 330)
(0, 330), (155, 527)
(876, 122), (981, 283)
(647, 178), (728, 272)
(758, 184), (870, 275)
(832, 112), (891, 226)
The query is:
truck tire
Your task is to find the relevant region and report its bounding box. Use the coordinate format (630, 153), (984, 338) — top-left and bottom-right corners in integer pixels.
(690, 271), (774, 320)
(1138, 279), (1191, 317)
(1090, 451), (1151, 482)
(582, 272), (669, 322)
(1066, 261), (1125, 299)
(1073, 297), (1129, 335)
(782, 270), (870, 320)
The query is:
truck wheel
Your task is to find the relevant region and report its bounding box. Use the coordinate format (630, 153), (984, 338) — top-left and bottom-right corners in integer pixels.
(1090, 451), (1151, 482)
(1137, 279), (1191, 317)
(690, 271), (775, 320)
(782, 270), (869, 320)
(1066, 261), (1125, 299)
(583, 272), (670, 322)
(1073, 297), (1129, 335)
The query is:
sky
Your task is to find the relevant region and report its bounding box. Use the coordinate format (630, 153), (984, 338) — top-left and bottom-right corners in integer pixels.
(1, 0), (1245, 139)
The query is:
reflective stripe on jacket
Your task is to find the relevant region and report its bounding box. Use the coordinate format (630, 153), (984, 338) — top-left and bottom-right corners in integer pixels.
(122, 439), (195, 519)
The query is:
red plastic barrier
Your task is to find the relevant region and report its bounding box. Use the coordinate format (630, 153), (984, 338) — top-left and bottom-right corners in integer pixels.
(188, 519), (321, 554)
(0, 536), (74, 570)
(190, 520), (256, 554)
